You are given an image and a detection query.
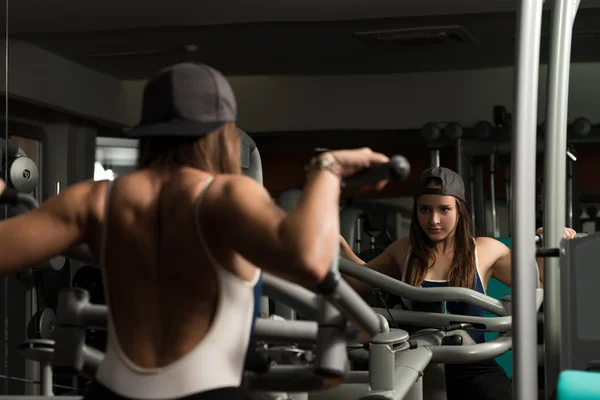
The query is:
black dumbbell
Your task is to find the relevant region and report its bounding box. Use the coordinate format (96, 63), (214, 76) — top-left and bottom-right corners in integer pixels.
(570, 117), (592, 137)
(474, 120), (494, 140)
(421, 123), (441, 142)
(444, 122), (463, 140)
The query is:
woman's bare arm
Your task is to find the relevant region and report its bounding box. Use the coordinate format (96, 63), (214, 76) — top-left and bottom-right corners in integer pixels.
(486, 227), (577, 288)
(0, 181), (99, 275)
(211, 149), (390, 287)
(339, 234), (406, 298)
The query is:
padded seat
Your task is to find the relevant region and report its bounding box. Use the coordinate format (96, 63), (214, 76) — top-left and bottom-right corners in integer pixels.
(556, 370), (600, 400)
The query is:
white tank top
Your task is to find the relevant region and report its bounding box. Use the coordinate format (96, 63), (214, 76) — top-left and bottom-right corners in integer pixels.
(95, 176), (261, 399)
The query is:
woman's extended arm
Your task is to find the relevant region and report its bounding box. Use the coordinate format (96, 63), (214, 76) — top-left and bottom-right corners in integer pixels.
(488, 227), (577, 288)
(338, 234), (405, 298)
(0, 180), (101, 275)
(211, 149), (391, 288)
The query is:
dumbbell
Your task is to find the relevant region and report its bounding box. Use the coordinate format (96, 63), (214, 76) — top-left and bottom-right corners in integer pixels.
(444, 122), (463, 140)
(570, 117), (591, 138)
(421, 123), (441, 142)
(473, 120), (494, 140)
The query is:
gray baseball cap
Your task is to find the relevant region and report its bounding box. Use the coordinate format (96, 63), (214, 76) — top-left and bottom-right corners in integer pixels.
(126, 62), (237, 138)
(414, 167), (467, 204)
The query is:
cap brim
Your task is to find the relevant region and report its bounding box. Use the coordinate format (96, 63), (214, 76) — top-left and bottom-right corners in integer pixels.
(125, 119), (230, 138)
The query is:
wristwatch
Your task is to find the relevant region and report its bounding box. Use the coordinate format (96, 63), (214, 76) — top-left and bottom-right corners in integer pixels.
(307, 153), (342, 178)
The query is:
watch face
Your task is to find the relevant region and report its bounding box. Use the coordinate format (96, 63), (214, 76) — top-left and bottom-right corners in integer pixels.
(317, 154), (334, 167)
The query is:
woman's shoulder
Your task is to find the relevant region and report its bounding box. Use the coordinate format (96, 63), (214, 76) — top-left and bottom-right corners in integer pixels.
(474, 236), (510, 259)
(390, 236), (410, 249)
(386, 237), (411, 260)
(474, 236), (509, 248)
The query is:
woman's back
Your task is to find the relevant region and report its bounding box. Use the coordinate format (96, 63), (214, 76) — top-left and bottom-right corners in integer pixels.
(92, 167), (260, 397)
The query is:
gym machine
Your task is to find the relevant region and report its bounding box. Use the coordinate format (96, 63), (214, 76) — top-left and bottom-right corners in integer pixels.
(240, 128), (263, 186)
(0, 192), (549, 400)
(0, 154), (412, 397)
(0, 137), (40, 196)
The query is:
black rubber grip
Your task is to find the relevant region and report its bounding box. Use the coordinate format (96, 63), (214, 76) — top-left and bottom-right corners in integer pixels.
(536, 248), (560, 258)
(342, 155), (410, 188)
(315, 271), (340, 295)
(6, 139), (19, 157)
(0, 188), (19, 205)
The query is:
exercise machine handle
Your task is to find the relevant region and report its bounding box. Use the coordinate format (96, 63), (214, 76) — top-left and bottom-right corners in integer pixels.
(535, 232), (589, 244)
(339, 258), (507, 316)
(316, 271), (381, 338)
(342, 155), (411, 188)
(0, 189), (39, 209)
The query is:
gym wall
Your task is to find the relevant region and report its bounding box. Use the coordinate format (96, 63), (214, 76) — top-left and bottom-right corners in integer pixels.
(5, 40), (600, 133)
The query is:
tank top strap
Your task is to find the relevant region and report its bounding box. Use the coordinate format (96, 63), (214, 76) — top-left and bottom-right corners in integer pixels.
(471, 237), (486, 293)
(193, 176), (260, 286)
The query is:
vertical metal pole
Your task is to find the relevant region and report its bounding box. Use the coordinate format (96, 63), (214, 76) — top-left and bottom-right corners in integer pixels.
(570, 151), (582, 232)
(356, 218), (363, 254)
(469, 163), (476, 233)
(40, 362), (53, 396)
(430, 149), (440, 168)
(25, 285), (39, 395)
(543, 0), (580, 396)
(473, 164), (486, 237)
(456, 137), (464, 177)
(489, 153), (499, 237)
(566, 156), (573, 228)
(512, 0), (544, 399)
(506, 165), (512, 236)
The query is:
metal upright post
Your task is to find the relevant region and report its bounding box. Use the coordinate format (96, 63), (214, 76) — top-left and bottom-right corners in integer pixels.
(543, 0), (580, 397)
(511, 0), (544, 399)
(473, 165), (486, 237)
(506, 165), (512, 236)
(469, 163), (476, 233)
(430, 150), (440, 168)
(489, 152), (499, 237)
(566, 155), (573, 228)
(456, 137), (464, 176)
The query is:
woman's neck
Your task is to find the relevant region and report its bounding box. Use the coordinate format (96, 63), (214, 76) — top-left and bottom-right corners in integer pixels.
(432, 235), (455, 255)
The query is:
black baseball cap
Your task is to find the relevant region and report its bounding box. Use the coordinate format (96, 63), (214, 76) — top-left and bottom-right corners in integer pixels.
(414, 167), (467, 204)
(126, 62), (237, 138)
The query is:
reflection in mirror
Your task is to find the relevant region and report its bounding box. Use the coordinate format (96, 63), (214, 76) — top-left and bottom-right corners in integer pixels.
(95, 137), (139, 181)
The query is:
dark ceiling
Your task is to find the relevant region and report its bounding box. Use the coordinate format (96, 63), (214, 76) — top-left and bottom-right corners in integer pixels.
(8, 7), (600, 79)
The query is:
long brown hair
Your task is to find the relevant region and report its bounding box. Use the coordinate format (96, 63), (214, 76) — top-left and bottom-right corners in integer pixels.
(405, 197), (476, 288)
(136, 122), (241, 174)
